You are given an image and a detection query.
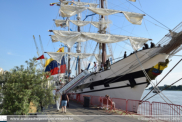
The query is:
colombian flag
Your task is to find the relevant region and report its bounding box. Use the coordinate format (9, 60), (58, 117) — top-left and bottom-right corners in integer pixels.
(45, 60), (60, 75)
(60, 56), (66, 73)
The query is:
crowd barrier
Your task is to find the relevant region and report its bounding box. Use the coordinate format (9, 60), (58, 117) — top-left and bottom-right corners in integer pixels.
(69, 93), (182, 117)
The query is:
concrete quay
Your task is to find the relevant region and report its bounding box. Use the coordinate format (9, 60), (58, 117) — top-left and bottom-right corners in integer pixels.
(36, 100), (151, 122)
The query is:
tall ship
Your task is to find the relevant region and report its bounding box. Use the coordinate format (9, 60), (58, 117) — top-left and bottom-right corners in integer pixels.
(45, 0), (182, 101)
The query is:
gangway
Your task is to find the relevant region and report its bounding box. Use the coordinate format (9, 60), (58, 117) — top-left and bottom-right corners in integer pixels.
(59, 70), (90, 94)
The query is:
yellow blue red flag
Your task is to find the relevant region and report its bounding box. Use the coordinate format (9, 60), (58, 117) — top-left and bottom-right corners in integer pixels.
(57, 47), (64, 52)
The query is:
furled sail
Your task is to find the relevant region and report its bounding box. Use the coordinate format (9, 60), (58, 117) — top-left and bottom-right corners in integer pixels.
(122, 12), (143, 25)
(52, 30), (150, 50)
(46, 52), (93, 61)
(46, 52), (65, 63)
(59, 5), (87, 17)
(55, 20), (68, 27)
(51, 35), (59, 42)
(53, 30), (88, 48)
(91, 20), (111, 28)
(88, 8), (144, 25)
(59, 5), (145, 25)
(129, 38), (149, 50)
(67, 52), (93, 59)
(95, 54), (111, 62)
(129, 0), (136, 2)
(62, 1), (97, 8)
(70, 20), (90, 27)
(54, 19), (111, 28)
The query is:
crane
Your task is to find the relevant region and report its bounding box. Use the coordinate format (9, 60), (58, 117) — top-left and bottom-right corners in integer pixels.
(39, 35), (46, 66)
(33, 35), (44, 69)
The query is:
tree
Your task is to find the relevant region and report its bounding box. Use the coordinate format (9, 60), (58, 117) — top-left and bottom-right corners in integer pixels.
(0, 58), (55, 115)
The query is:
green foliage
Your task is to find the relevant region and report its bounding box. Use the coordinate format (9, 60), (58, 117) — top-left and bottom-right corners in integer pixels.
(148, 85), (182, 91)
(0, 58), (55, 115)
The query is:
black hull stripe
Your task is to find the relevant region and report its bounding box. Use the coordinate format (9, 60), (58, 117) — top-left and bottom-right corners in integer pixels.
(77, 82), (148, 94)
(74, 69), (150, 90)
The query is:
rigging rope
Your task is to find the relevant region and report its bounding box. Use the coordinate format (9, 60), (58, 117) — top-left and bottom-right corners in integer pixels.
(125, 0), (171, 30)
(134, 52), (182, 114)
(145, 77), (182, 101)
(47, 7), (60, 47)
(143, 19), (152, 39)
(141, 58), (182, 101)
(103, 49), (154, 85)
(144, 18), (169, 31)
(138, 0), (142, 8)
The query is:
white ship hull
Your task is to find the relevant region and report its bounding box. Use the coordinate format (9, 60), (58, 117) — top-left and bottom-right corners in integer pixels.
(72, 47), (169, 100)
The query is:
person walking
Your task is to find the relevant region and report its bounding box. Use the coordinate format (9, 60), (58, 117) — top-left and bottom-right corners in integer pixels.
(55, 89), (61, 112)
(61, 91), (69, 113)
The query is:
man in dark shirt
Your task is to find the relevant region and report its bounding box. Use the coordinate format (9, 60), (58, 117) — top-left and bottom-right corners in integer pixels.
(144, 43), (149, 49)
(150, 42), (155, 48)
(61, 91), (69, 113)
(124, 51), (127, 58)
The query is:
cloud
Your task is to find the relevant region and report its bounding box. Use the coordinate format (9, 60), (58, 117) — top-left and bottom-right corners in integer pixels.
(7, 52), (24, 57)
(7, 52), (12, 55)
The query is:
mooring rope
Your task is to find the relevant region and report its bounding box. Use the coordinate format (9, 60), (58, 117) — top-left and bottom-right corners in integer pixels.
(134, 53), (182, 114)
(141, 58), (182, 101)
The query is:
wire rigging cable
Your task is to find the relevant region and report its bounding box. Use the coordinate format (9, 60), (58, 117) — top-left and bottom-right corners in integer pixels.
(141, 58), (182, 101)
(125, 0), (171, 30)
(134, 53), (182, 114)
(145, 77), (182, 101)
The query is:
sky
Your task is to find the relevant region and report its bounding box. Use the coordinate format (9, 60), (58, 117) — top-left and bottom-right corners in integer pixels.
(0, 0), (182, 87)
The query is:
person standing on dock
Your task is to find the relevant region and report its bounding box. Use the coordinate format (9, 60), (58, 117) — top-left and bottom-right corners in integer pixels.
(55, 89), (61, 112)
(61, 91), (69, 113)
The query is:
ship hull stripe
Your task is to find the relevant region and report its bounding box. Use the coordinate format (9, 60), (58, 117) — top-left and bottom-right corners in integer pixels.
(74, 69), (150, 90)
(77, 81), (148, 94)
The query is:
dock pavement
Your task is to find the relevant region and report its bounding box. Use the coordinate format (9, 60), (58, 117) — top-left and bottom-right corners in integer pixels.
(34, 100), (153, 122)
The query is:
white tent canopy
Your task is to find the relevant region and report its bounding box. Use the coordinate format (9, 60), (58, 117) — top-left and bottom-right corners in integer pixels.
(59, 5), (144, 25)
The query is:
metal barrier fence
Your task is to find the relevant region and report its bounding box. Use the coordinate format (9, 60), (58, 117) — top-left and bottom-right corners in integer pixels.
(69, 93), (182, 117)
(151, 102), (182, 116)
(111, 98), (126, 111)
(90, 96), (101, 107)
(126, 99), (151, 115)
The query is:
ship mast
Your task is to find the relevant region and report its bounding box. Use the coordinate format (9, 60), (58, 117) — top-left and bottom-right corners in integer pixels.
(68, 20), (71, 82)
(101, 0), (106, 64)
(77, 0), (81, 74)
